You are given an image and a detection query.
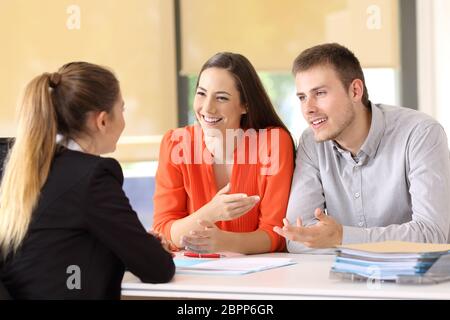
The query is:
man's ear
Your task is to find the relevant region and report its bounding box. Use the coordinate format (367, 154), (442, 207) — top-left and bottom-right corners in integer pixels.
(95, 111), (109, 134)
(350, 79), (364, 102)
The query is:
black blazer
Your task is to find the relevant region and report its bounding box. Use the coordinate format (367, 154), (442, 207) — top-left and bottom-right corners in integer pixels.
(0, 149), (175, 299)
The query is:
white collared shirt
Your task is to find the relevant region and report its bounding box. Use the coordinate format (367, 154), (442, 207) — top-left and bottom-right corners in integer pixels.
(56, 134), (84, 152)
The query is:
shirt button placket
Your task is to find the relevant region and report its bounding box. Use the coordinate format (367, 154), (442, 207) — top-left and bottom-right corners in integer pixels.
(353, 166), (364, 227)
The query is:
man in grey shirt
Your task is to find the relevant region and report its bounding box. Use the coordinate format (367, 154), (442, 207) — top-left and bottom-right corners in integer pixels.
(274, 43), (450, 253)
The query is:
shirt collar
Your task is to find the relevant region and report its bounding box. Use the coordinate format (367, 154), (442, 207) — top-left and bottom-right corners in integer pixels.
(330, 102), (385, 161)
(56, 134), (84, 152)
(359, 102), (385, 159)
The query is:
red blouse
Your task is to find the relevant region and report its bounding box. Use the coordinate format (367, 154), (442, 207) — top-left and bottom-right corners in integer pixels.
(152, 125), (294, 252)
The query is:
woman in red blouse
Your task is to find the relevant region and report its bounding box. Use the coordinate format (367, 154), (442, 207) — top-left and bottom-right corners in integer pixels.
(153, 52), (294, 254)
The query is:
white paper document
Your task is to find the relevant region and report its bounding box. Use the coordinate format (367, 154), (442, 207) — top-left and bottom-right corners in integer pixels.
(174, 257), (296, 275)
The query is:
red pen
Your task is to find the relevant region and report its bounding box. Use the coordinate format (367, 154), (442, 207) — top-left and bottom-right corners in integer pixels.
(183, 252), (222, 258)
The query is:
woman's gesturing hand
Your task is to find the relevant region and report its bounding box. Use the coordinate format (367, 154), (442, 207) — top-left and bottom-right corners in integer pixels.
(205, 183), (260, 222)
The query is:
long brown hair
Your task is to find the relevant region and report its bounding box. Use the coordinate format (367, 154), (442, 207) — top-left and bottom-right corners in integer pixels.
(0, 62), (119, 256)
(197, 52), (292, 134)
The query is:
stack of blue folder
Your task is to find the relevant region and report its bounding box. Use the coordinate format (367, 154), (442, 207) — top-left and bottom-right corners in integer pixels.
(329, 241), (450, 282)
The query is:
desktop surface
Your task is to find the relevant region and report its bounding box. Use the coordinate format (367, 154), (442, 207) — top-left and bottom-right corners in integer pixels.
(121, 253), (450, 300)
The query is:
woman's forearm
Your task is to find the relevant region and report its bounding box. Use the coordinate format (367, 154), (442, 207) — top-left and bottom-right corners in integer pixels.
(219, 229), (272, 254)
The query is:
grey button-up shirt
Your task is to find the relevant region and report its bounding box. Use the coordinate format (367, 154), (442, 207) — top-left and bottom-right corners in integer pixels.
(286, 103), (450, 253)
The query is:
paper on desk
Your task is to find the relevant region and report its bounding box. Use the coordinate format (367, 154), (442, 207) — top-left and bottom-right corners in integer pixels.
(174, 259), (208, 268)
(175, 257), (296, 275)
(332, 241), (450, 282)
(338, 241), (450, 254)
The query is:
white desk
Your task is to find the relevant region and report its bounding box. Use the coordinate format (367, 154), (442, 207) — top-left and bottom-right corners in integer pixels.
(121, 253), (450, 299)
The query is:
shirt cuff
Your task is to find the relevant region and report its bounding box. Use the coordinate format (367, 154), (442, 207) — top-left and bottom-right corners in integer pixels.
(342, 226), (368, 244)
(163, 220), (176, 245)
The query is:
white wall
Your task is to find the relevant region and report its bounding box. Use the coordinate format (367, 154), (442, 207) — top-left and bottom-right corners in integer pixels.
(417, 0), (450, 145)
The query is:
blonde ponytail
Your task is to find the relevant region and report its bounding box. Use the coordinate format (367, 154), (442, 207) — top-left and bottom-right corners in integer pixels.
(0, 73), (57, 256)
(0, 61), (119, 257)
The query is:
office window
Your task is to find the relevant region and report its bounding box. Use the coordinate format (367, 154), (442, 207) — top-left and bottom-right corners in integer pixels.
(179, 0), (401, 141)
(180, 0), (399, 73)
(0, 0), (177, 162)
(122, 161), (158, 230)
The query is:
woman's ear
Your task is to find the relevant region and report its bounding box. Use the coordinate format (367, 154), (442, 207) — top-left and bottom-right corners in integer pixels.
(241, 104), (248, 114)
(95, 111), (109, 134)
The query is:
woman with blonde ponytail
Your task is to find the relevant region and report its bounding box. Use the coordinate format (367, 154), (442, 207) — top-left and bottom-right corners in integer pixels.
(0, 62), (174, 299)
(0, 73), (58, 256)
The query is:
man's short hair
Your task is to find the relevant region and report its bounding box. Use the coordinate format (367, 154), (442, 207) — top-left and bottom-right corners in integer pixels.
(292, 43), (370, 107)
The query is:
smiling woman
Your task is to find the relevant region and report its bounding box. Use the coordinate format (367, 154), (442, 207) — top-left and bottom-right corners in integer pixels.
(152, 52), (295, 255)
(194, 67), (246, 135)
